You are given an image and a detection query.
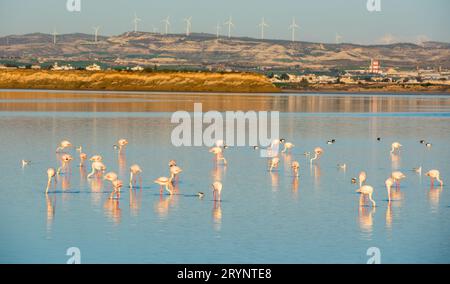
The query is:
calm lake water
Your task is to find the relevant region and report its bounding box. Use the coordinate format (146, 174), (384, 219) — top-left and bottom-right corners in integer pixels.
(0, 90), (449, 264)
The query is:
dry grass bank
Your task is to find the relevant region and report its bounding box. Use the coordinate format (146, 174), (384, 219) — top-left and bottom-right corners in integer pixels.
(0, 70), (279, 93)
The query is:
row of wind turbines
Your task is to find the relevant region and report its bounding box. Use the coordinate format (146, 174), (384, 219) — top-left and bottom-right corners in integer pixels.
(49, 14), (344, 45)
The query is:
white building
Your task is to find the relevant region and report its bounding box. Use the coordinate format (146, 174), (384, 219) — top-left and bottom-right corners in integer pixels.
(85, 63), (101, 71)
(131, 65), (144, 71)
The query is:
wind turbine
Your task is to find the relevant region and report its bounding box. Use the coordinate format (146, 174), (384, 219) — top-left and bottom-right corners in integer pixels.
(289, 17), (299, 42)
(258, 17), (269, 40)
(335, 33), (343, 44)
(184, 17), (192, 36)
(52, 28), (58, 45)
(162, 16), (171, 35)
(93, 26), (100, 43)
(215, 22), (221, 39)
(224, 16), (235, 39)
(132, 13), (141, 33)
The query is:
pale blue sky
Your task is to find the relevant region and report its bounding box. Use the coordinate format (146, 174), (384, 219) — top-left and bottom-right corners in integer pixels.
(0, 0), (449, 44)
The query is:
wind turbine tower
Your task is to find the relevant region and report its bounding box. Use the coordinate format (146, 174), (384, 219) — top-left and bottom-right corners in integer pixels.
(162, 16), (171, 35)
(258, 17), (269, 40)
(93, 26), (100, 43)
(133, 13), (141, 33)
(215, 22), (221, 39)
(224, 16), (235, 39)
(184, 17), (192, 36)
(52, 28), (58, 45)
(289, 18), (299, 42)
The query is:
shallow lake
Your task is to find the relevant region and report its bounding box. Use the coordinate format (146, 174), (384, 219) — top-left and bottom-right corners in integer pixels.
(0, 90), (449, 263)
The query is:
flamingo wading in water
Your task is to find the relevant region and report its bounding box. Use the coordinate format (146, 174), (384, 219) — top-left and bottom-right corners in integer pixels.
(87, 161), (106, 179)
(310, 147), (324, 165)
(425, 170), (443, 187)
(129, 164), (143, 188)
(385, 177), (394, 202)
(390, 142), (402, 154)
(56, 140), (72, 153)
(356, 185), (376, 207)
(212, 181), (223, 201)
(45, 168), (57, 194)
(359, 171), (367, 187)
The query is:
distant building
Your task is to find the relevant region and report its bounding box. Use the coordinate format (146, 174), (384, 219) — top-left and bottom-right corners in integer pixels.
(131, 65), (144, 71)
(85, 63), (101, 71)
(0, 64), (7, 70)
(51, 62), (74, 71)
(369, 59), (381, 74)
(31, 65), (41, 70)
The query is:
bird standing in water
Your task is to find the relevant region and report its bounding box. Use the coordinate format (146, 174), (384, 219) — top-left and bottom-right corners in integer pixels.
(385, 177), (394, 202)
(269, 157), (279, 172)
(170, 165), (183, 183)
(359, 171), (367, 187)
(390, 142), (402, 154)
(114, 139), (128, 153)
(212, 181), (223, 201)
(425, 170), (443, 187)
(356, 185), (376, 207)
(45, 168), (57, 194)
(104, 172), (122, 199)
(310, 147), (324, 165)
(87, 161), (106, 179)
(56, 140), (72, 153)
(154, 176), (173, 195)
(391, 171), (406, 189)
(282, 142), (295, 153)
(129, 164), (143, 188)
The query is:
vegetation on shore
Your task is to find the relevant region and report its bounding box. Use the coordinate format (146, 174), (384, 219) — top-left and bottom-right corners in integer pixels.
(0, 70), (279, 93)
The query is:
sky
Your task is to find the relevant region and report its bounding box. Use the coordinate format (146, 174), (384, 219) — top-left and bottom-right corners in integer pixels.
(0, 0), (449, 44)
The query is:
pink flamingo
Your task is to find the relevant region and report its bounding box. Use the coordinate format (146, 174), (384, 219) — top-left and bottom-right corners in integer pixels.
(114, 139), (128, 153)
(104, 172), (122, 199)
(209, 146), (227, 165)
(385, 177), (394, 202)
(154, 176), (173, 195)
(425, 170), (443, 187)
(310, 147), (324, 165)
(129, 164), (143, 188)
(356, 185), (376, 207)
(390, 142), (402, 154)
(212, 181), (223, 201)
(282, 142), (295, 153)
(56, 140), (72, 153)
(169, 165), (183, 183)
(45, 168), (57, 194)
(269, 157), (279, 172)
(391, 171), (406, 189)
(359, 171), (367, 187)
(90, 155), (103, 162)
(79, 153), (87, 167)
(87, 161), (106, 179)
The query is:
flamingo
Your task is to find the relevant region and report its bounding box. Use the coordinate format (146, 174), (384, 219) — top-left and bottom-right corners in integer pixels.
(87, 161), (106, 179)
(45, 168), (57, 194)
(104, 172), (118, 182)
(129, 164), (143, 188)
(269, 157), (279, 172)
(104, 172), (122, 198)
(209, 146), (227, 165)
(310, 147), (324, 164)
(390, 142), (402, 154)
(154, 176), (173, 195)
(212, 181), (223, 201)
(168, 159), (177, 167)
(90, 155), (103, 162)
(385, 177), (394, 202)
(114, 139), (128, 153)
(60, 154), (73, 171)
(79, 152), (87, 167)
(56, 140), (72, 153)
(169, 165), (183, 183)
(391, 171), (406, 188)
(425, 170), (443, 187)
(359, 171), (367, 187)
(291, 161), (300, 177)
(356, 185), (376, 207)
(282, 142), (295, 153)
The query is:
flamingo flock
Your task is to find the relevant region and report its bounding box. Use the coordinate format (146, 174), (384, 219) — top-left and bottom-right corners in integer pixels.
(37, 136), (444, 212)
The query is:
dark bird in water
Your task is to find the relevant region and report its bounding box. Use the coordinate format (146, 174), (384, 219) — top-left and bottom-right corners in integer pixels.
(425, 143), (432, 148)
(377, 137), (381, 141)
(327, 139), (336, 144)
(351, 177), (357, 184)
(198, 192), (204, 198)
(253, 146), (259, 150)
(223, 144), (229, 149)
(420, 140), (426, 144)
(279, 138), (286, 143)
